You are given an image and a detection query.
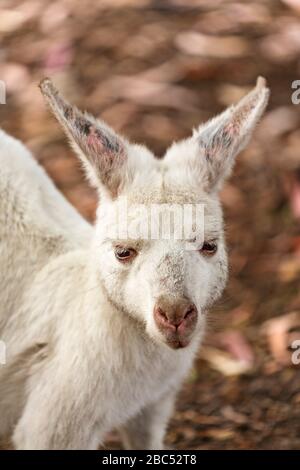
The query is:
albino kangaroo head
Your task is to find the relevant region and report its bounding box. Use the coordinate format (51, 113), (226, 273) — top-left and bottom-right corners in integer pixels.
(40, 78), (269, 350)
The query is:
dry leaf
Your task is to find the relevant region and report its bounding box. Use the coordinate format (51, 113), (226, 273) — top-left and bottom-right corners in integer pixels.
(175, 32), (250, 58)
(201, 346), (254, 376)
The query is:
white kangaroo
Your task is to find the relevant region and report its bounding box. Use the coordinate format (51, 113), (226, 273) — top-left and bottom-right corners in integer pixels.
(0, 77), (269, 449)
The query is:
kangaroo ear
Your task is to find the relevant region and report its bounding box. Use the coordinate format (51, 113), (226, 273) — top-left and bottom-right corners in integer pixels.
(40, 78), (128, 198)
(165, 77), (270, 192)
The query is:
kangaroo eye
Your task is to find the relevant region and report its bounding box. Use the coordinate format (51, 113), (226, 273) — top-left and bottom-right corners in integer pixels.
(200, 241), (217, 256)
(115, 247), (137, 262)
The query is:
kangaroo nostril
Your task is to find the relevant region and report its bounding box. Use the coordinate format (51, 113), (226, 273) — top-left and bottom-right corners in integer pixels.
(156, 306), (168, 322)
(154, 307), (169, 324)
(184, 305), (197, 320)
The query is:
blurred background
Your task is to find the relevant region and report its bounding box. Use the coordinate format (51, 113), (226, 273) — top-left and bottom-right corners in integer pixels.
(0, 0), (300, 450)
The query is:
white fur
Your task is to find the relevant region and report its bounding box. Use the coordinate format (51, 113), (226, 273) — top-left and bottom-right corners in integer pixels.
(0, 78), (269, 449)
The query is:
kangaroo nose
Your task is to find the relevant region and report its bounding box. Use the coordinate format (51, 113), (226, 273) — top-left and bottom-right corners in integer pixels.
(154, 301), (197, 329)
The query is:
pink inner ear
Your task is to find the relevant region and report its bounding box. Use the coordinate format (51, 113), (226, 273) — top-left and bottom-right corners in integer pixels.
(86, 126), (102, 151)
(224, 121), (239, 136)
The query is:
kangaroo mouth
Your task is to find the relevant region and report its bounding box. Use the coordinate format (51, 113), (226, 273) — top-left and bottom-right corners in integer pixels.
(169, 340), (188, 349)
(165, 334), (190, 350)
